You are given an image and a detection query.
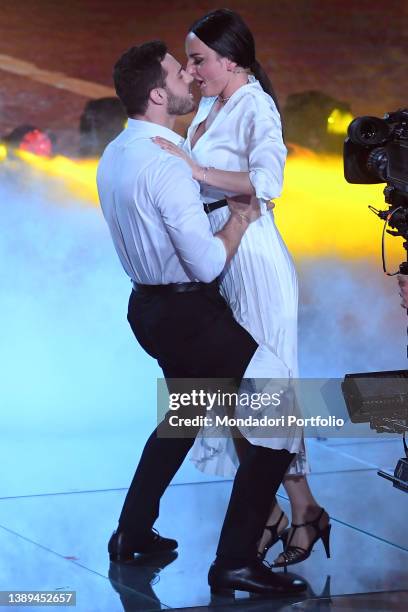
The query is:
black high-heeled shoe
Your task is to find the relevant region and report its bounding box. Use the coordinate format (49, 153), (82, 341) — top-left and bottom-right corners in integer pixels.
(272, 507), (331, 568)
(257, 510), (289, 561)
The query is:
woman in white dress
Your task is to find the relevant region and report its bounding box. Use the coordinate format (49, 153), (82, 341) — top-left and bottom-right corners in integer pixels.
(153, 9), (330, 567)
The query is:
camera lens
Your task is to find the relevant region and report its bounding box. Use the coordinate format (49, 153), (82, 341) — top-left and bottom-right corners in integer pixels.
(367, 147), (388, 181)
(348, 116), (391, 146)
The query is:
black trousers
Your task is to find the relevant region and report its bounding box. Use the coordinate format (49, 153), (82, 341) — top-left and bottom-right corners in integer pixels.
(118, 284), (294, 564)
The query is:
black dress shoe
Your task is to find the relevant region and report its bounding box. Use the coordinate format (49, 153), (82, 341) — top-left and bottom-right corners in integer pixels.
(208, 559), (306, 596)
(109, 551), (178, 588)
(108, 528), (178, 562)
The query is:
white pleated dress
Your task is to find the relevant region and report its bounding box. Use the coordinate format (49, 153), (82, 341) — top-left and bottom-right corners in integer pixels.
(185, 77), (308, 476)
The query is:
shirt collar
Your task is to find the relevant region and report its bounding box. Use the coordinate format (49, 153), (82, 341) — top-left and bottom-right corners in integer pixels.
(126, 118), (183, 145)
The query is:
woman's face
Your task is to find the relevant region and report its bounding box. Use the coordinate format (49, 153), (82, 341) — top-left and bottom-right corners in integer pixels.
(185, 32), (229, 97)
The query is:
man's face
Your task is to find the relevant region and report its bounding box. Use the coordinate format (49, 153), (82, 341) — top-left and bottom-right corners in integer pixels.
(161, 53), (195, 116)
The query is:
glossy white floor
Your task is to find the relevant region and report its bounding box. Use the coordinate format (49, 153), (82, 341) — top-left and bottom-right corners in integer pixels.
(1, 435), (407, 612)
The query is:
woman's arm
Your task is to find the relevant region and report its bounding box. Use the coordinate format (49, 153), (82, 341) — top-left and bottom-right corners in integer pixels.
(245, 109), (287, 202)
(151, 136), (255, 195)
(197, 166), (255, 195)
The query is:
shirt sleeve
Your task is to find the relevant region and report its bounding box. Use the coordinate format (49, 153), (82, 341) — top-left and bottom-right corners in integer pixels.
(153, 155), (227, 283)
(245, 97), (287, 214)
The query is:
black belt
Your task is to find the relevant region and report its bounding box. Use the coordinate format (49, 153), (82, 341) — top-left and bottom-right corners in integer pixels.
(132, 279), (219, 295)
(203, 198), (228, 214)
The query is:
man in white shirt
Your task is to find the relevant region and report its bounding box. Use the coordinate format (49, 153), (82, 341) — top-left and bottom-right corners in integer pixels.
(97, 41), (305, 597)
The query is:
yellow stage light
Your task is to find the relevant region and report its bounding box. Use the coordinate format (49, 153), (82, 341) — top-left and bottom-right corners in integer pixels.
(0, 143), (7, 162)
(12, 145), (404, 265)
(327, 108), (354, 135)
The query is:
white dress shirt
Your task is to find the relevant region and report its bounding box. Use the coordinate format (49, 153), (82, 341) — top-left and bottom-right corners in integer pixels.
(184, 76), (287, 215)
(97, 118), (226, 285)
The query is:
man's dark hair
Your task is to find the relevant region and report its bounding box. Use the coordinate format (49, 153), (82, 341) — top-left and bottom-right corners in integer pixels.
(113, 41), (167, 117)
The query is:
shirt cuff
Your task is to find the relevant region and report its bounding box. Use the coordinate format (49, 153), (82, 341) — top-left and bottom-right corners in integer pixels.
(249, 169), (281, 216)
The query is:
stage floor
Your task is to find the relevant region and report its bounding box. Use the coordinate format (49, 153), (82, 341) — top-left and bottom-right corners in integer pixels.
(0, 436), (407, 611)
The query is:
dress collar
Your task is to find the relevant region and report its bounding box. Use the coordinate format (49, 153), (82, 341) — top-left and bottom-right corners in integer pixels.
(218, 75), (260, 108)
(191, 75), (261, 125)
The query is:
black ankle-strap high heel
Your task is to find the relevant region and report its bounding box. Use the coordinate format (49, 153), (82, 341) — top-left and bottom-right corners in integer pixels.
(257, 510), (289, 561)
(272, 507), (331, 568)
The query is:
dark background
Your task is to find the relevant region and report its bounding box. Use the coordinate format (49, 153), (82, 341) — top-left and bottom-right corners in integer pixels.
(0, 0), (406, 153)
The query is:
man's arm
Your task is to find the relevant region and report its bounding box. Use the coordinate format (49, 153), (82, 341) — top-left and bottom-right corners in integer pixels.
(154, 157), (257, 281)
(216, 195), (261, 266)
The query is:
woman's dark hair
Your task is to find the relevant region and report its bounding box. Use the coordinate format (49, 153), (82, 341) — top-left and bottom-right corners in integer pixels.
(188, 9), (281, 114)
(113, 41), (167, 116)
